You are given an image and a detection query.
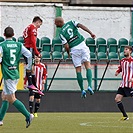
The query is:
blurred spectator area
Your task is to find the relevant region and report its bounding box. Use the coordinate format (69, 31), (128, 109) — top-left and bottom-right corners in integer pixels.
(0, 0), (132, 6)
(0, 0), (69, 3)
(70, 0), (133, 6)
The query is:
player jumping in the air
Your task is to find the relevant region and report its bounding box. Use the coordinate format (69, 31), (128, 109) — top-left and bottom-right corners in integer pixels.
(54, 17), (96, 98)
(23, 16), (43, 95)
(115, 46), (133, 120)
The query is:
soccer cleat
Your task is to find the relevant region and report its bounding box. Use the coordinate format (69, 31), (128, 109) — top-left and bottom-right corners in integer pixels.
(120, 117), (129, 121)
(87, 86), (94, 95)
(38, 90), (44, 96)
(81, 90), (86, 98)
(0, 121), (3, 126)
(26, 114), (34, 128)
(33, 89), (44, 96)
(34, 113), (38, 118)
(27, 84), (38, 91)
(32, 90), (38, 93)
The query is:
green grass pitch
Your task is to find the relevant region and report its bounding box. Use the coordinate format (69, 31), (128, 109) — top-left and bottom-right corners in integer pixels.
(0, 113), (132, 133)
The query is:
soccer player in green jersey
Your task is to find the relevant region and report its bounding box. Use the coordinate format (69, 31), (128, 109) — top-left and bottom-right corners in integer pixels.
(0, 27), (34, 128)
(55, 17), (96, 98)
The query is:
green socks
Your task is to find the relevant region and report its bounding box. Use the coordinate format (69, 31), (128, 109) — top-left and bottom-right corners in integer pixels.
(13, 99), (30, 119)
(0, 99), (30, 121)
(86, 69), (92, 88)
(0, 100), (9, 121)
(77, 69), (92, 91)
(77, 72), (84, 91)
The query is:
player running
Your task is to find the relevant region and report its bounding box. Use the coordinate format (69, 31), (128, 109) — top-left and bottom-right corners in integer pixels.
(0, 27), (34, 128)
(54, 17), (96, 98)
(23, 16), (43, 95)
(115, 46), (133, 120)
(24, 55), (47, 117)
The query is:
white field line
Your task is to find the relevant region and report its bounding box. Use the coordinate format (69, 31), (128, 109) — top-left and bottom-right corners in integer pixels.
(80, 122), (133, 129)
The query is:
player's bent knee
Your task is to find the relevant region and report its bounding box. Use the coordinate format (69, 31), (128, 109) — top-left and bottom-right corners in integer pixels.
(115, 97), (121, 103)
(1, 94), (7, 101)
(1, 92), (7, 101)
(29, 96), (34, 101)
(115, 97), (118, 102)
(6, 95), (16, 104)
(115, 94), (123, 103)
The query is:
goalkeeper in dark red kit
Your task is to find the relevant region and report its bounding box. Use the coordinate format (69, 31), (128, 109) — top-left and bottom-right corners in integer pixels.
(23, 16), (43, 95)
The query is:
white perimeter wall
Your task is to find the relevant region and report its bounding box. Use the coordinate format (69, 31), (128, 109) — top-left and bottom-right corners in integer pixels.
(0, 3), (56, 40)
(0, 2), (132, 41)
(63, 6), (131, 40)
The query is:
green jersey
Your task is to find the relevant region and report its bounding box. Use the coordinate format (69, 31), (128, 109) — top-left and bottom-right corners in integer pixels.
(0, 40), (22, 80)
(59, 20), (84, 48)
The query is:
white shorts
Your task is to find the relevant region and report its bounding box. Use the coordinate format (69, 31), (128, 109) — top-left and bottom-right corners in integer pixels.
(71, 41), (90, 67)
(3, 79), (18, 95)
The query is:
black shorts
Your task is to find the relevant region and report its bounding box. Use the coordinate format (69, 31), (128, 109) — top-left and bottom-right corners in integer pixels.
(23, 48), (35, 64)
(117, 87), (132, 97)
(29, 90), (42, 99)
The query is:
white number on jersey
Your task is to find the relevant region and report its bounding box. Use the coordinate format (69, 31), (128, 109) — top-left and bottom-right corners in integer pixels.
(67, 28), (73, 38)
(10, 49), (16, 65)
(23, 27), (28, 38)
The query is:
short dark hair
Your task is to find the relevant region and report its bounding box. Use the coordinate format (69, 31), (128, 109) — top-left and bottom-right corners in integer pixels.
(4, 27), (14, 38)
(124, 45), (132, 52)
(32, 16), (43, 23)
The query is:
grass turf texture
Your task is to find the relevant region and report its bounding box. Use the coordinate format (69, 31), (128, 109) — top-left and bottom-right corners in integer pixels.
(0, 113), (133, 133)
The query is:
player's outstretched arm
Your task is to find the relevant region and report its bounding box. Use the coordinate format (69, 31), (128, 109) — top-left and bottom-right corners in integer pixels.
(115, 72), (119, 76)
(78, 23), (96, 39)
(64, 43), (71, 58)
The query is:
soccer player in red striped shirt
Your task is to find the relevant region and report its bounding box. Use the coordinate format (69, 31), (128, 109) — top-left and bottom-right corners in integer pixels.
(24, 55), (47, 117)
(23, 16), (43, 94)
(115, 45), (133, 120)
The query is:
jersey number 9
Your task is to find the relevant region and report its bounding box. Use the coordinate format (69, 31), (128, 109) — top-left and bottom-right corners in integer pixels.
(67, 28), (73, 38)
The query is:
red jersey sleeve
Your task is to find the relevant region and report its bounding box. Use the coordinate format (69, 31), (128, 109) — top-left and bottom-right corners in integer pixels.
(42, 64), (47, 80)
(116, 60), (122, 74)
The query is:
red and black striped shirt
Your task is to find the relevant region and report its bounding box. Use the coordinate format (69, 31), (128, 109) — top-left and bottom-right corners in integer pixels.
(116, 56), (133, 88)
